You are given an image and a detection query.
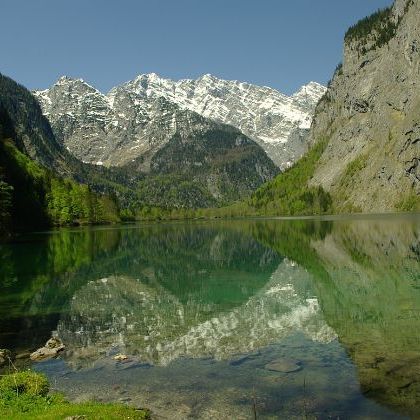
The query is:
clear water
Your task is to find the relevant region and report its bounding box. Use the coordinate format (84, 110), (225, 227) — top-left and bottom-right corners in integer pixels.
(1, 215), (419, 419)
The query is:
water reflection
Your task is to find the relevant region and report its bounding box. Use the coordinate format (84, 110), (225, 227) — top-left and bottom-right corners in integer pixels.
(0, 216), (419, 417)
(312, 217), (420, 415)
(254, 216), (420, 416)
(57, 258), (335, 367)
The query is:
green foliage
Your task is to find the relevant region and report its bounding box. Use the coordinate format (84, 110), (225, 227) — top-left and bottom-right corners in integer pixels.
(340, 154), (368, 186)
(333, 154), (369, 211)
(119, 208), (136, 222)
(345, 7), (399, 53)
(249, 137), (333, 216)
(136, 174), (217, 209)
(0, 371), (49, 398)
(46, 178), (119, 225)
(0, 371), (149, 419)
(0, 133), (120, 233)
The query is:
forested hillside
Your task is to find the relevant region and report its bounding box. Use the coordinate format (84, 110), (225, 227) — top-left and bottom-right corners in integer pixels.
(0, 108), (119, 236)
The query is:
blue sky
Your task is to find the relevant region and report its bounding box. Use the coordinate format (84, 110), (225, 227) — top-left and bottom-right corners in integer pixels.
(2, 0), (393, 94)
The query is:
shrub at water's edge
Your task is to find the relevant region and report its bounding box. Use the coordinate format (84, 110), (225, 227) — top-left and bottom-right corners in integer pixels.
(0, 371), (149, 419)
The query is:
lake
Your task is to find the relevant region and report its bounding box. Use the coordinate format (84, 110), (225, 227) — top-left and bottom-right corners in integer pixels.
(0, 214), (419, 418)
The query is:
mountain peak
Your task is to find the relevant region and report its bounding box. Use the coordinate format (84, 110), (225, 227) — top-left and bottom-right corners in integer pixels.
(134, 72), (161, 81)
(293, 81), (326, 96)
(199, 73), (217, 82)
(51, 76), (105, 99)
(56, 75), (76, 85)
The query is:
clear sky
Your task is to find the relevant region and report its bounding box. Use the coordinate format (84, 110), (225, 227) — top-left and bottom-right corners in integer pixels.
(2, 0), (393, 95)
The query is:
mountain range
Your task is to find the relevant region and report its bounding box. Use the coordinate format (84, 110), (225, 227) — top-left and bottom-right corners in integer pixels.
(34, 74), (325, 170)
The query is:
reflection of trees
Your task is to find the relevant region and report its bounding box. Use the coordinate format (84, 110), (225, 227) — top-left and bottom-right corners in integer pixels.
(0, 227), (121, 350)
(0, 228), (121, 318)
(311, 218), (420, 416)
(256, 216), (420, 416)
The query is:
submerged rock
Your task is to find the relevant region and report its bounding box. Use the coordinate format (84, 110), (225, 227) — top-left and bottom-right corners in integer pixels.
(30, 337), (65, 362)
(265, 358), (302, 373)
(230, 352), (260, 366)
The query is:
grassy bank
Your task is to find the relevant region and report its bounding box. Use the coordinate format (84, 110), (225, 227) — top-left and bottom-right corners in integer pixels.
(0, 371), (149, 419)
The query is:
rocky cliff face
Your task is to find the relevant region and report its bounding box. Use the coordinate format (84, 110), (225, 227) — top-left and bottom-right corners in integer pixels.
(309, 0), (419, 212)
(34, 77), (184, 169)
(34, 75), (325, 170)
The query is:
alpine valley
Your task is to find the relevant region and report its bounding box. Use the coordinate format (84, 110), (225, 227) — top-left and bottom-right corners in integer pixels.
(0, 71), (326, 233)
(0, 0), (419, 234)
(1, 1), (420, 419)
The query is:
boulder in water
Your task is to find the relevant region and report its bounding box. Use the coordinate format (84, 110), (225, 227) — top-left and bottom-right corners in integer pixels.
(113, 354), (128, 361)
(30, 337), (65, 362)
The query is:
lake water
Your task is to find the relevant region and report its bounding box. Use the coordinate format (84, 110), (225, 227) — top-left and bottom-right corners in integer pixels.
(0, 214), (419, 419)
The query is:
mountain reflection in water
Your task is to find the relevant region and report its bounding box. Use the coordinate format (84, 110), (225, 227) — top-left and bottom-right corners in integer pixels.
(0, 215), (419, 418)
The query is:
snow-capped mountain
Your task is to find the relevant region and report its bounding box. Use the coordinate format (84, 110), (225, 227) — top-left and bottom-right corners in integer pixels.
(115, 74), (326, 168)
(35, 76), (281, 207)
(34, 74), (325, 169)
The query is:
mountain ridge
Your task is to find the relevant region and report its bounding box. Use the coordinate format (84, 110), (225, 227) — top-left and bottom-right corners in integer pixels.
(34, 74), (325, 169)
